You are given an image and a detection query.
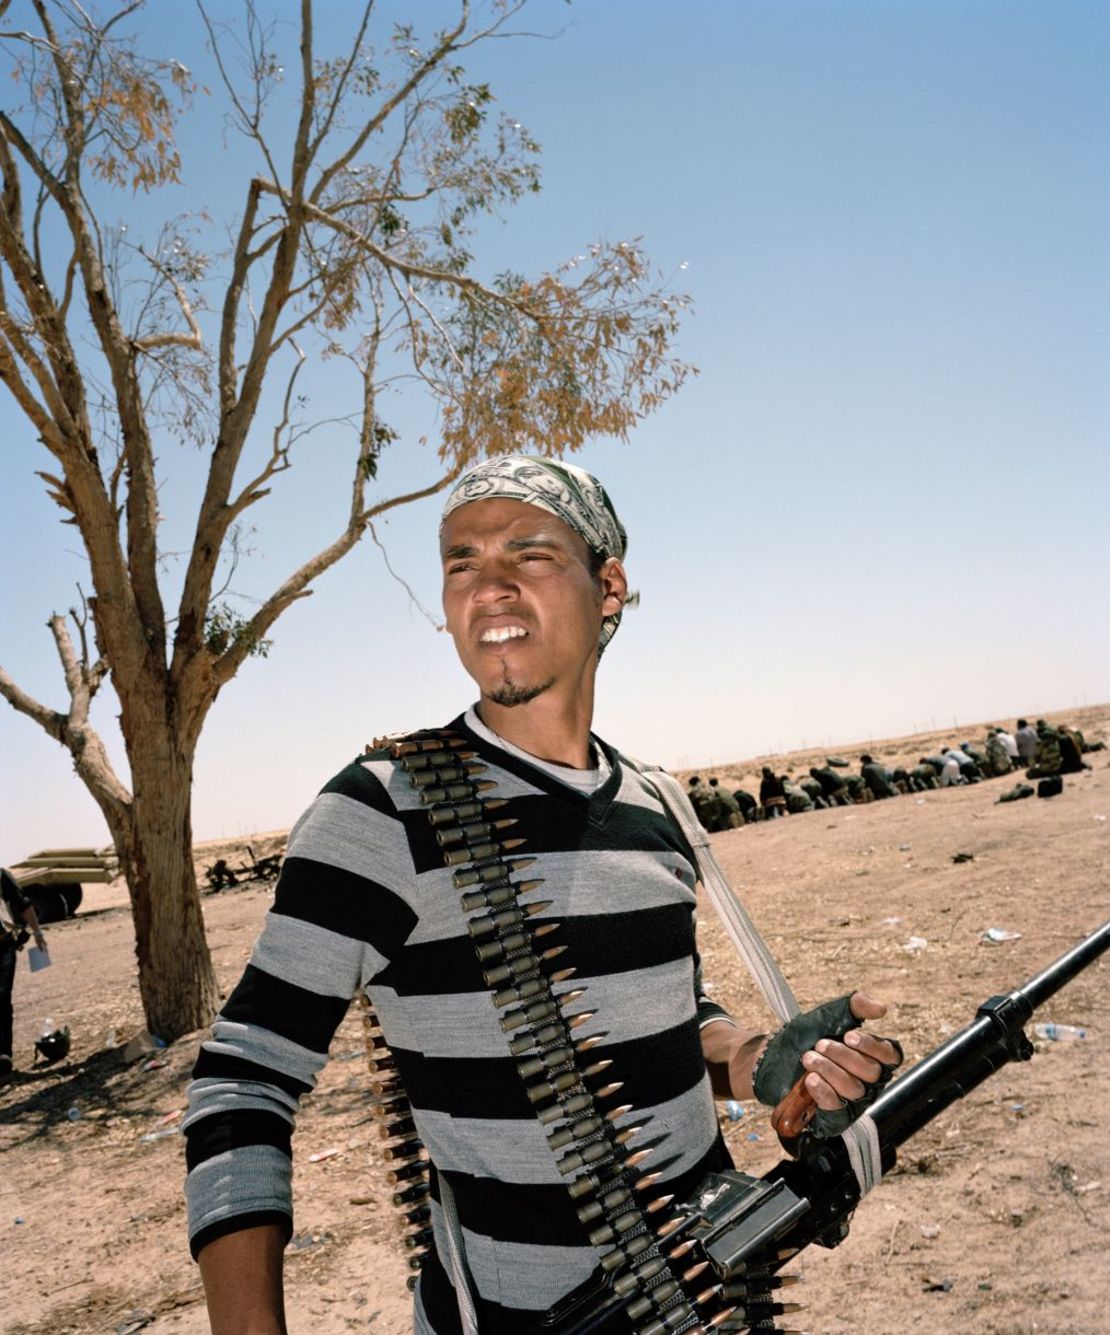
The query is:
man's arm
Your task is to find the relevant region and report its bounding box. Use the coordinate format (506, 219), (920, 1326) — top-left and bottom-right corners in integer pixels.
(20, 903), (45, 951)
(701, 992), (899, 1111)
(198, 1224), (288, 1335)
(185, 760), (417, 1329)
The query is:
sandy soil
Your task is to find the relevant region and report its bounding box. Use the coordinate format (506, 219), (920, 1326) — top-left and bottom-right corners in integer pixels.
(1, 709), (1107, 1335)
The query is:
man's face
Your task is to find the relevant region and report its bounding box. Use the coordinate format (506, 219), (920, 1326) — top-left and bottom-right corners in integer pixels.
(440, 497), (626, 709)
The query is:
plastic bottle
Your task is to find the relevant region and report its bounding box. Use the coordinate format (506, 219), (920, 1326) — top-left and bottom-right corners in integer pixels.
(724, 1100), (745, 1122)
(1033, 1022), (1087, 1042)
(41, 1016), (54, 1036)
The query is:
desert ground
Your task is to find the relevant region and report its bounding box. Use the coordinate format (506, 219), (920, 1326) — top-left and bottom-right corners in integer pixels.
(1, 705), (1107, 1335)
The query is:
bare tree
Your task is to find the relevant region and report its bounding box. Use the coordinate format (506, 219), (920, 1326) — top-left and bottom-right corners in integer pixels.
(0, 0), (692, 1038)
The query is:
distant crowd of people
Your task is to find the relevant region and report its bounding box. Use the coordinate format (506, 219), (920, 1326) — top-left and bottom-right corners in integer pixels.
(687, 718), (1103, 830)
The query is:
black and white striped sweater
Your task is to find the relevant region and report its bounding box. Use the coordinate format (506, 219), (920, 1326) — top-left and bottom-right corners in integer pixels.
(184, 716), (735, 1332)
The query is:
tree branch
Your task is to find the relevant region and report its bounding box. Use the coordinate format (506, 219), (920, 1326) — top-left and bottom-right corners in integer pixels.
(131, 245), (204, 352)
(310, 3), (470, 206)
(0, 622), (132, 820)
(0, 661), (67, 743)
(209, 465), (461, 694)
(224, 340), (306, 521)
(260, 178), (533, 312)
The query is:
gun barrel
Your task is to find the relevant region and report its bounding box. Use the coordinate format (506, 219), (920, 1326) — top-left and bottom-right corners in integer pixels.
(865, 918), (1109, 1150)
(1019, 918), (1110, 1011)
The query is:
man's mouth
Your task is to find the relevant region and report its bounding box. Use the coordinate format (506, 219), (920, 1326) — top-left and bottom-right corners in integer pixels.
(478, 624), (529, 645)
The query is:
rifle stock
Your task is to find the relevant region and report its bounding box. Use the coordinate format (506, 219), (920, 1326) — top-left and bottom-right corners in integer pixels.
(533, 919), (1109, 1334)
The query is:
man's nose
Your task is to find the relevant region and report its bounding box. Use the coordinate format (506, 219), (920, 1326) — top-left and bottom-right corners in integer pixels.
(472, 561), (519, 602)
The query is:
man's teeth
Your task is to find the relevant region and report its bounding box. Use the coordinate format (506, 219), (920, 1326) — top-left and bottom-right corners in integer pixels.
(480, 625), (528, 644)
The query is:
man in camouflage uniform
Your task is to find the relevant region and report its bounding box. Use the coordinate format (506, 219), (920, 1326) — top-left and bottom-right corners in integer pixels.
(859, 755), (897, 800)
(782, 776), (815, 813)
(810, 765), (851, 806)
(706, 777), (744, 830)
(1027, 724), (1063, 778)
(687, 775), (714, 830)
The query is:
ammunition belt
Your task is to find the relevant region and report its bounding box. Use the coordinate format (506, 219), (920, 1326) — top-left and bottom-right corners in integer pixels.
(366, 726), (795, 1334)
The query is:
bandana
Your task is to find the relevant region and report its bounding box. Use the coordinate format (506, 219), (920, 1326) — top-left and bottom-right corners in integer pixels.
(441, 455), (631, 654)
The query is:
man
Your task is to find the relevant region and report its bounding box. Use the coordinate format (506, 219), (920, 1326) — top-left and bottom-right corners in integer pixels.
(1027, 722), (1064, 778)
(984, 730), (1013, 778)
(809, 764), (852, 806)
(994, 726), (1019, 769)
(758, 765), (787, 818)
(797, 774), (829, 808)
(185, 456), (900, 1334)
(781, 775), (815, 814)
(908, 761), (939, 791)
(1, 866), (47, 1079)
(732, 785), (761, 821)
(1055, 724), (1090, 775)
(858, 755), (897, 800)
(706, 777), (743, 830)
(686, 774), (712, 829)
(943, 745), (980, 783)
(1015, 718), (1039, 767)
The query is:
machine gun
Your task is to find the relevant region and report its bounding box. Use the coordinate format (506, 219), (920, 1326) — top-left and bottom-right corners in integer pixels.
(535, 919), (1109, 1334)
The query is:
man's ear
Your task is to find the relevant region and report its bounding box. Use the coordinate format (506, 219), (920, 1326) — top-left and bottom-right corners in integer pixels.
(599, 558), (628, 617)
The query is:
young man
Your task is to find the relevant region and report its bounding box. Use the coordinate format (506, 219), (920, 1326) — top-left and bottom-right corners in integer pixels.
(1, 866), (47, 1078)
(186, 456), (899, 1334)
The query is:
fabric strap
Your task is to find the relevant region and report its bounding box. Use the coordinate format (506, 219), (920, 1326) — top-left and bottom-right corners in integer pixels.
(628, 760), (885, 1199)
(438, 1174), (480, 1335)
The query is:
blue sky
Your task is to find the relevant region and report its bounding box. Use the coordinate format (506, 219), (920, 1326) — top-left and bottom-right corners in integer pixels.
(2, 0), (1109, 853)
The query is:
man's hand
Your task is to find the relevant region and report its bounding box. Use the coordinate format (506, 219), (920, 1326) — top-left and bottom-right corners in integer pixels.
(798, 992), (900, 1111)
(750, 990), (903, 1142)
(703, 991), (902, 1144)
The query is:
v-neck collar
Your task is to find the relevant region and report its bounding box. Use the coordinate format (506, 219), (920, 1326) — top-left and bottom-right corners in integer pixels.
(451, 712), (624, 823)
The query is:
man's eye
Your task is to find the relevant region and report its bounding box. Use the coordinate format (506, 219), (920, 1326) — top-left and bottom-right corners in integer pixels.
(520, 551), (552, 562)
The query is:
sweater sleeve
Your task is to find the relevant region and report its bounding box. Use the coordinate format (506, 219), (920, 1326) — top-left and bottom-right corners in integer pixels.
(183, 760), (417, 1259)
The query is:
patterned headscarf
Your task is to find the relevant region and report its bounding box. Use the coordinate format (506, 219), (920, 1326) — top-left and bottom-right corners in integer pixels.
(441, 455), (631, 654)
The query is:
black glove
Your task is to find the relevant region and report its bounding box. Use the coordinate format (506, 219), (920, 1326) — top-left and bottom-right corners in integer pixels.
(752, 994), (903, 1141)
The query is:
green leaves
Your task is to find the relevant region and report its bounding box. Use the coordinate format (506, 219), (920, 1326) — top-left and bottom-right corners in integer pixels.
(203, 603), (272, 660)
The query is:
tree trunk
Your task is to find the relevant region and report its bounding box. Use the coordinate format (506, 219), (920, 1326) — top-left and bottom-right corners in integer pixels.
(111, 735), (219, 1041)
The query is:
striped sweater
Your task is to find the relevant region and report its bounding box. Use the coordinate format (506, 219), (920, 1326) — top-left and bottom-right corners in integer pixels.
(184, 716), (735, 1333)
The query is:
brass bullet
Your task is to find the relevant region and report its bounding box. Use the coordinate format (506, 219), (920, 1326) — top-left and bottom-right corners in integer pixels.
(520, 1045), (574, 1082)
(537, 1090), (594, 1124)
(387, 1158), (428, 1184)
(494, 975), (546, 1009)
(500, 996), (558, 1034)
(382, 1139), (425, 1162)
(613, 1254), (668, 1297)
(391, 1182), (429, 1207)
(593, 1080), (625, 1101)
(598, 1230), (653, 1270)
(558, 1138), (615, 1177)
(564, 1008), (598, 1030)
(627, 1278), (680, 1320)
(379, 1116), (416, 1140)
(420, 779), (496, 806)
(454, 860), (513, 890)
